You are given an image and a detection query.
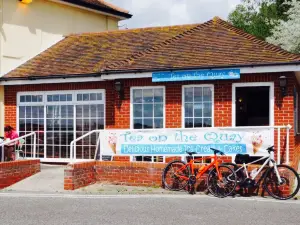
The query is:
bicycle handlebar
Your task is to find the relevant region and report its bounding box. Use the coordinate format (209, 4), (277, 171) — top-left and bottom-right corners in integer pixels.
(210, 148), (225, 156)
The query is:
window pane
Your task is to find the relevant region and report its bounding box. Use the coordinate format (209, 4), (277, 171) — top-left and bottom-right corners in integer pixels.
(60, 94), (67, 102)
(143, 89), (153, 103)
(133, 104), (142, 117)
(154, 89), (163, 102)
(39, 107), (44, 118)
(47, 95), (53, 102)
(77, 94), (82, 101)
(76, 119), (82, 130)
(194, 118), (203, 127)
(185, 118), (193, 128)
(203, 87), (212, 101)
(133, 89), (142, 103)
(32, 106), (38, 118)
(67, 94), (72, 101)
(32, 95), (38, 102)
(90, 93), (97, 101)
(134, 119), (143, 129)
(143, 119), (153, 129)
(37, 95), (43, 102)
(26, 107), (31, 118)
(154, 118), (163, 128)
(194, 87), (202, 102)
(53, 95), (59, 102)
(26, 95), (31, 102)
(47, 106), (54, 118)
(154, 103), (163, 117)
(97, 105), (104, 118)
(184, 88), (193, 102)
(83, 94), (89, 101)
(185, 103), (193, 117)
(96, 93), (102, 101)
(61, 119), (67, 131)
(203, 118), (212, 127)
(76, 105), (83, 117)
(83, 105), (89, 117)
(203, 102), (212, 117)
(20, 96), (25, 102)
(91, 105), (97, 117)
(194, 103), (203, 117)
(143, 104), (153, 117)
(67, 105), (73, 117)
(19, 106), (25, 118)
(97, 119), (104, 129)
(47, 119), (54, 131)
(19, 119), (25, 131)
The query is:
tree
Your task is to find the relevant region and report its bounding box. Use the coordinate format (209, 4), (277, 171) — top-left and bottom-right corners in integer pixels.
(267, 0), (300, 53)
(228, 0), (295, 40)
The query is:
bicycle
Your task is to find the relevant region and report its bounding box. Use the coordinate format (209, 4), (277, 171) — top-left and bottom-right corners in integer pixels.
(223, 146), (300, 200)
(162, 148), (237, 197)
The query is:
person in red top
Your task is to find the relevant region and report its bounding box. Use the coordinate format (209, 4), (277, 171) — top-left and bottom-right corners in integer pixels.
(4, 125), (19, 161)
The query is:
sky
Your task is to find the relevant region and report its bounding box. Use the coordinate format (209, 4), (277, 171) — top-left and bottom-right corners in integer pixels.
(107, 0), (241, 28)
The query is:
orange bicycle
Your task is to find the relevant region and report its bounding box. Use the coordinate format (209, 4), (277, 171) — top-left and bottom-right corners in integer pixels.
(162, 148), (237, 197)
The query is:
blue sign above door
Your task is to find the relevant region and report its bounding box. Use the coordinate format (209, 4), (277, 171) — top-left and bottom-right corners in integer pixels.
(152, 68), (240, 82)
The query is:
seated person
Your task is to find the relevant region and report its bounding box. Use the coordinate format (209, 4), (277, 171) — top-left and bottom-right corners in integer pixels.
(4, 126), (19, 161)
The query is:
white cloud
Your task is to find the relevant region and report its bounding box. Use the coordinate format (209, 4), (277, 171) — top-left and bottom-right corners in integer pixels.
(106, 0), (241, 28)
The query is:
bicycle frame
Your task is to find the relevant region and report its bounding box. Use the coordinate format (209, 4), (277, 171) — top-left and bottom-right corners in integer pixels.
(234, 151), (282, 183)
(176, 154), (223, 181)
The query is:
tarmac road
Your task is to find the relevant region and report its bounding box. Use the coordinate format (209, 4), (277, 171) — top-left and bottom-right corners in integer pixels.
(0, 193), (299, 225)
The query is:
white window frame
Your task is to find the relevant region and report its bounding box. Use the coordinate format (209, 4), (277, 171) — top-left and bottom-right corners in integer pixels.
(181, 84), (215, 128)
(130, 86), (166, 163)
(232, 82), (274, 127)
(130, 86), (166, 129)
(17, 89), (106, 162)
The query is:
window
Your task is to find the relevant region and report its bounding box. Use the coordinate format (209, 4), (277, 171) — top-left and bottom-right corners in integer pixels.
(183, 85), (213, 128)
(131, 87), (165, 162)
(131, 87), (164, 129)
(17, 90), (105, 160)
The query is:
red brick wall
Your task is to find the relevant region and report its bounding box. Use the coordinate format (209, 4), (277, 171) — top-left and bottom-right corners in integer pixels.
(0, 159), (40, 189)
(4, 72), (297, 164)
(64, 161), (96, 190)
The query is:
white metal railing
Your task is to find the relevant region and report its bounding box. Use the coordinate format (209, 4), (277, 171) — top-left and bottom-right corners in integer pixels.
(0, 132), (36, 162)
(69, 125), (292, 164)
(69, 130), (101, 163)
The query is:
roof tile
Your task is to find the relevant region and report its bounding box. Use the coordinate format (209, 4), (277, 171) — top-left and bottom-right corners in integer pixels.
(4, 17), (300, 79)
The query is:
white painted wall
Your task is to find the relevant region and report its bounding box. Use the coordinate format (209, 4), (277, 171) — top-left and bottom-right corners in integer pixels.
(0, 0), (119, 76)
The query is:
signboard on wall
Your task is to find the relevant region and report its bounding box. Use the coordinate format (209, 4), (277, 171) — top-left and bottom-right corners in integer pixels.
(152, 69), (240, 82)
(100, 128), (274, 156)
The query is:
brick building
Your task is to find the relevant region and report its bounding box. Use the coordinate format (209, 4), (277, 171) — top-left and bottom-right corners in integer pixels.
(0, 17), (300, 169)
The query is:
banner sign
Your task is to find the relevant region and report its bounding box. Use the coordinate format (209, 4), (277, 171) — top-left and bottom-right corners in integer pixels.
(152, 69), (240, 82)
(100, 128), (274, 156)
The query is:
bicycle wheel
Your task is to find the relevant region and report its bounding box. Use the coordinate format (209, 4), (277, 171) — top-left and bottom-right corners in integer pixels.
(207, 165), (237, 198)
(263, 164), (300, 200)
(162, 160), (190, 191)
(222, 162), (246, 185)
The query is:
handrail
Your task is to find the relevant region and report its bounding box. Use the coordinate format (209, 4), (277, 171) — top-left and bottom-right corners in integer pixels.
(69, 130), (102, 162)
(0, 132), (36, 162)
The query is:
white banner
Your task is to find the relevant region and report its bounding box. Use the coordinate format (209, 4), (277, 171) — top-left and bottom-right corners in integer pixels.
(100, 128), (274, 156)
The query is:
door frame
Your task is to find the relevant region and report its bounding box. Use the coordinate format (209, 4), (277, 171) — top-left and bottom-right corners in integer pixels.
(232, 82), (274, 127)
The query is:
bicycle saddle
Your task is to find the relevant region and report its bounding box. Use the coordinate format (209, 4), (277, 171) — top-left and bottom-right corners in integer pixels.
(266, 146), (274, 152)
(235, 154), (250, 164)
(186, 151), (197, 156)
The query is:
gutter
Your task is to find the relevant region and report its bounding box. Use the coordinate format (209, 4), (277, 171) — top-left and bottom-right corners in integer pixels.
(1, 61), (300, 82)
(99, 61), (300, 75)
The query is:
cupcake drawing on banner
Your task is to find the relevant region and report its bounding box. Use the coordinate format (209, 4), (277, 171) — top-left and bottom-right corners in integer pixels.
(251, 133), (263, 154)
(108, 132), (117, 154)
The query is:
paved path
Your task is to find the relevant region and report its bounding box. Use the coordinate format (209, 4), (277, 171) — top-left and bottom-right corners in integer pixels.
(0, 193), (299, 225)
(3, 164), (66, 193)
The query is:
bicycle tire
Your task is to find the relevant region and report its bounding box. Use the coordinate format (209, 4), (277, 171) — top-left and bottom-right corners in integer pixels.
(263, 164), (300, 200)
(162, 160), (190, 191)
(207, 165), (237, 198)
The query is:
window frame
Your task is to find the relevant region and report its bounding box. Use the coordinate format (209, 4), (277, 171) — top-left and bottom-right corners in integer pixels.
(181, 84), (214, 128)
(130, 86), (166, 129)
(17, 89), (106, 161)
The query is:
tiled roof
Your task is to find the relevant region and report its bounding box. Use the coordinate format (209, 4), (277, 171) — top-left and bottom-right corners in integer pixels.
(4, 17), (300, 79)
(59, 0), (131, 18)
